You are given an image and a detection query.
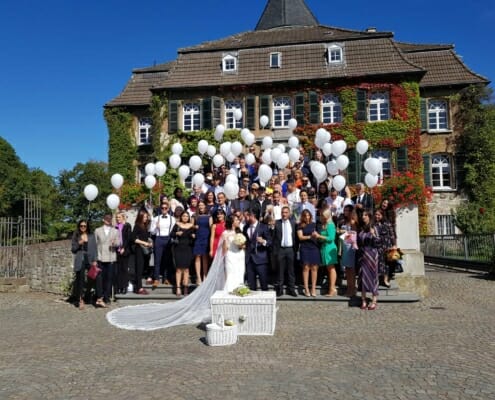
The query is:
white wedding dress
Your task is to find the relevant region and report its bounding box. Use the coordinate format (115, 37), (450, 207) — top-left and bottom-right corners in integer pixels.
(106, 231), (245, 331)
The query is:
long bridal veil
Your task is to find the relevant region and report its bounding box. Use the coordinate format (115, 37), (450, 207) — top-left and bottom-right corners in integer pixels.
(106, 242), (226, 331)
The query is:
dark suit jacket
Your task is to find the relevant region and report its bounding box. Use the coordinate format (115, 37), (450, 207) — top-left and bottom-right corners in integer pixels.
(230, 198), (251, 213)
(249, 199), (272, 220)
(352, 193), (374, 211)
(211, 203), (231, 217)
(272, 218), (297, 255)
(243, 222), (272, 265)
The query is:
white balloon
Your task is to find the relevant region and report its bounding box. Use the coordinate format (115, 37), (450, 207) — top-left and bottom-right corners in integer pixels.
(244, 132), (255, 146)
(261, 149), (272, 164)
(106, 194), (120, 210)
(245, 153), (256, 165)
(277, 153), (290, 169)
(262, 136), (273, 150)
(171, 143), (183, 155)
(83, 184), (98, 202)
(241, 128), (251, 141)
(288, 118), (298, 130)
(231, 141), (243, 156)
(189, 155), (202, 171)
(223, 181), (239, 200)
(233, 109), (243, 121)
(331, 140), (347, 157)
(220, 142), (232, 157)
(145, 162), (156, 176)
(332, 175), (346, 192)
(207, 145), (217, 157)
(365, 173), (379, 188)
(316, 128), (331, 143)
(288, 136), (299, 149)
(155, 161), (167, 177)
(192, 173), (205, 187)
(110, 174), (124, 189)
(356, 140), (369, 155)
(225, 152), (236, 163)
(277, 143), (286, 153)
(169, 154), (181, 169)
(336, 155), (350, 171)
(258, 164), (273, 183)
(311, 161), (327, 182)
(198, 140), (209, 155)
(322, 142), (332, 157)
(213, 154), (225, 168)
(367, 158), (382, 176)
(288, 148), (300, 162)
(326, 160), (339, 176)
(144, 175), (156, 189)
(260, 115), (269, 128)
(178, 165), (190, 181)
(225, 174), (238, 184)
(270, 147), (282, 162)
(214, 124), (225, 141)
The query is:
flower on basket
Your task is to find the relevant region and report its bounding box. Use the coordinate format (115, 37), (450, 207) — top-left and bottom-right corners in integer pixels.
(224, 319), (235, 326)
(233, 233), (247, 247)
(232, 285), (251, 297)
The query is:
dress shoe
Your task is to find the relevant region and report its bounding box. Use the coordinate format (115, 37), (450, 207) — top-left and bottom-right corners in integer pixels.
(276, 288), (283, 297)
(287, 289), (298, 297)
(152, 280), (159, 290)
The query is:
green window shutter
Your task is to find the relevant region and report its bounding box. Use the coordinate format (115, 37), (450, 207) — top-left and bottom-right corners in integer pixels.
(201, 98), (212, 130)
(294, 92), (305, 124)
(420, 98), (428, 131)
(445, 100), (450, 130)
(259, 95), (271, 129)
(309, 91), (320, 124)
(246, 96), (256, 129)
(397, 146), (408, 172)
(356, 89), (367, 121)
(347, 150), (362, 184)
(168, 101), (178, 133)
(212, 97), (221, 128)
(423, 154), (431, 186)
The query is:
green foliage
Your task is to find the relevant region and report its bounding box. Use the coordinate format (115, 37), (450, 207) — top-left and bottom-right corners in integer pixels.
(150, 94), (168, 159)
(104, 107), (136, 182)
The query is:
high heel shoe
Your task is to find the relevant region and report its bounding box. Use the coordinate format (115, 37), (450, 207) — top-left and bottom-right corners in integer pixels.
(176, 288), (182, 297)
(368, 302), (377, 311)
(303, 288), (310, 297)
(360, 301), (368, 310)
(325, 289), (337, 297)
(311, 290), (317, 297)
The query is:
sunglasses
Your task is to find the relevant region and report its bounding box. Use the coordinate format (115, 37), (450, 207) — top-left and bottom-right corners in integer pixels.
(80, 224), (87, 228)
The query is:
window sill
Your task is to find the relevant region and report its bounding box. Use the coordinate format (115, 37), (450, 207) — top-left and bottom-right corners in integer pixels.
(426, 130), (452, 134)
(432, 188), (457, 193)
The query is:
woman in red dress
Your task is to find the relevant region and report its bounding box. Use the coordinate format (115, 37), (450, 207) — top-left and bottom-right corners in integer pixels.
(209, 209), (226, 262)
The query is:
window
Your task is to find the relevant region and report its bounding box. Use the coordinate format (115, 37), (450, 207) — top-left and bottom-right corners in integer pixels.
(183, 103), (200, 132)
(222, 54), (237, 72)
(272, 97), (292, 128)
(436, 214), (455, 235)
(224, 100), (243, 129)
(327, 45), (343, 63)
(138, 165), (146, 184)
(321, 94), (342, 124)
(371, 150), (391, 184)
(270, 52), (281, 68)
(428, 100), (449, 131)
(138, 118), (152, 145)
(431, 154), (452, 189)
(369, 92), (390, 121)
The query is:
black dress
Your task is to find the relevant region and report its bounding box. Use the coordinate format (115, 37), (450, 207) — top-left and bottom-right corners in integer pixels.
(171, 225), (195, 269)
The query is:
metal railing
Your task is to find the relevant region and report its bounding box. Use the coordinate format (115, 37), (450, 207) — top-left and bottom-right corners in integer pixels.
(420, 234), (495, 272)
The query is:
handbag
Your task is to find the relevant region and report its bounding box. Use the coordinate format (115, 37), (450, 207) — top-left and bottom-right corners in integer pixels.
(87, 263), (101, 280)
(140, 244), (152, 255)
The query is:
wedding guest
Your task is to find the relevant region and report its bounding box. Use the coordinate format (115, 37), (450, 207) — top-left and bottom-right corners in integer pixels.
(170, 187), (188, 212)
(297, 209), (321, 297)
(192, 201), (210, 285)
(338, 204), (359, 297)
(132, 209), (153, 295)
(70, 220), (97, 309)
(250, 186), (272, 220)
(326, 188), (345, 218)
(209, 209), (226, 259)
(171, 211), (195, 297)
(230, 186), (251, 213)
(296, 189), (316, 222)
(211, 192), (231, 216)
(204, 190), (217, 214)
(114, 211), (132, 295)
(315, 209), (338, 296)
(286, 180), (301, 211)
(317, 182), (330, 201)
(352, 183), (374, 218)
(374, 208), (396, 287)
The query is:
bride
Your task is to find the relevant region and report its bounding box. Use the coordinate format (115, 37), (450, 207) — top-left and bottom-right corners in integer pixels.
(106, 214), (246, 331)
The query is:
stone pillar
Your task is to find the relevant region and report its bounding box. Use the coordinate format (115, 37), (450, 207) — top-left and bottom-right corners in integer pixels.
(395, 204), (428, 297)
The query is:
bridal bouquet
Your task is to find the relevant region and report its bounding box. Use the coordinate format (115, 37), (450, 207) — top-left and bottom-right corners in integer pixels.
(233, 233), (246, 247)
(232, 285), (251, 297)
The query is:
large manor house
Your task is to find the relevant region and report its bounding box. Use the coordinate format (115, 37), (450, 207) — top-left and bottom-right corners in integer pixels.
(105, 0), (489, 235)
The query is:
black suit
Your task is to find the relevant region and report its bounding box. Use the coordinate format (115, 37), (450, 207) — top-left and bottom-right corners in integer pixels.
(230, 198), (251, 213)
(273, 217), (297, 292)
(352, 193), (374, 216)
(250, 198), (272, 220)
(243, 222), (272, 290)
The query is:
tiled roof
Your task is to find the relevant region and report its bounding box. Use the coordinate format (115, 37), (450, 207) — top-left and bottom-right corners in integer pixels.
(396, 42), (453, 53)
(255, 0), (318, 30)
(105, 62), (175, 107)
(400, 47), (489, 87)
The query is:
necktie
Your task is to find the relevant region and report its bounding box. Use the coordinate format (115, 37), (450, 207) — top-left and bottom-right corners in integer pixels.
(249, 225), (254, 239)
(161, 215), (168, 219)
(283, 220), (289, 247)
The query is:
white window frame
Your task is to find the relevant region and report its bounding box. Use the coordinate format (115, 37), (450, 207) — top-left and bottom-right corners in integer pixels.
(436, 214), (455, 235)
(431, 154), (452, 190)
(428, 99), (449, 132)
(138, 118), (152, 145)
(321, 94), (342, 124)
(272, 97), (292, 128)
(222, 54), (237, 72)
(270, 52), (281, 68)
(327, 44), (343, 64)
(224, 100), (243, 129)
(183, 103), (200, 132)
(371, 150), (391, 185)
(368, 92), (390, 122)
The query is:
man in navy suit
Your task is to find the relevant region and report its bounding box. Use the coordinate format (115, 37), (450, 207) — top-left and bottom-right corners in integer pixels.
(243, 210), (272, 291)
(272, 206), (298, 297)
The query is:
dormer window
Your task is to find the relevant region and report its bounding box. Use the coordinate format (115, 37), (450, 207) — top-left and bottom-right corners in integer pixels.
(222, 54), (237, 72)
(327, 44), (343, 64)
(270, 52), (281, 68)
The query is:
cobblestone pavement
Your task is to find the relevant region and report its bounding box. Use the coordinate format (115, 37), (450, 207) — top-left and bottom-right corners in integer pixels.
(0, 266), (494, 400)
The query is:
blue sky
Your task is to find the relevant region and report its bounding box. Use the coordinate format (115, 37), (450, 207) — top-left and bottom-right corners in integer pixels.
(1, 0), (493, 177)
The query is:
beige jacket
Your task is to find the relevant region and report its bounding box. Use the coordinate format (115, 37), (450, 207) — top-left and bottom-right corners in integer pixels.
(94, 225), (120, 263)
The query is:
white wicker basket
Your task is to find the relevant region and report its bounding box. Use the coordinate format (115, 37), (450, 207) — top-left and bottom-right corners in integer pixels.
(206, 315), (238, 346)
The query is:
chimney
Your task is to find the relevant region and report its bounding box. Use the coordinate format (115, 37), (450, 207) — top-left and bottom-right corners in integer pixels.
(366, 27), (377, 33)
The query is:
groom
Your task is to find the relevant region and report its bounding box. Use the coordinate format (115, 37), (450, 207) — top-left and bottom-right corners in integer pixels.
(243, 210), (272, 291)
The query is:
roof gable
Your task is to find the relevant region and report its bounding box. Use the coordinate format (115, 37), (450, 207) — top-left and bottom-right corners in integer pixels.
(255, 0), (318, 30)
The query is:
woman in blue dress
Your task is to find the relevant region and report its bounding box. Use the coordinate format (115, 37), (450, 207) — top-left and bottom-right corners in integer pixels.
(192, 201), (211, 285)
(338, 204), (359, 297)
(297, 209), (321, 297)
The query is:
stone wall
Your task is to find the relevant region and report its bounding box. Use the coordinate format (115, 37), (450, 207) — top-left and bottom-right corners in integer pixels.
(427, 191), (464, 234)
